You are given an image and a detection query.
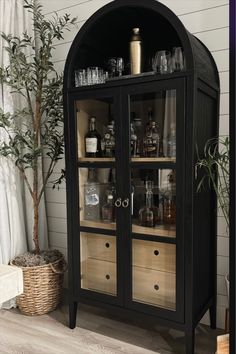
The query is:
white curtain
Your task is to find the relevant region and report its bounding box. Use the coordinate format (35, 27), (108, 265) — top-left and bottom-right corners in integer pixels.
(0, 0), (48, 267)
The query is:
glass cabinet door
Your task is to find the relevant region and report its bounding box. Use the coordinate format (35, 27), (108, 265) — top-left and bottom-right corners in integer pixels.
(125, 83), (184, 317)
(76, 94), (120, 298)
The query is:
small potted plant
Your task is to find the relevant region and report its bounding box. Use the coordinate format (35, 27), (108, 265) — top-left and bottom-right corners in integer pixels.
(197, 136), (229, 300)
(0, 0), (76, 315)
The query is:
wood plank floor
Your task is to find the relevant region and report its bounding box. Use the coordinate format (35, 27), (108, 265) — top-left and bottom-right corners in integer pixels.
(0, 304), (222, 354)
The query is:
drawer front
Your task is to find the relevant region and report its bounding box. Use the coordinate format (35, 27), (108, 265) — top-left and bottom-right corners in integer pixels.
(81, 259), (117, 295)
(81, 233), (116, 262)
(132, 266), (176, 310)
(133, 239), (176, 273)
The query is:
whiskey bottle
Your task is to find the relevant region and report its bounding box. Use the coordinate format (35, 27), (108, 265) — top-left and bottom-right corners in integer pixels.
(102, 193), (114, 223)
(85, 116), (101, 157)
(84, 168), (100, 221)
(101, 121), (115, 157)
(143, 109), (160, 157)
(139, 181), (160, 227)
(132, 112), (142, 156)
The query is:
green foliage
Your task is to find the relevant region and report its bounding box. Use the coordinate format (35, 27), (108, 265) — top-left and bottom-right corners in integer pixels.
(0, 0), (76, 252)
(196, 136), (229, 228)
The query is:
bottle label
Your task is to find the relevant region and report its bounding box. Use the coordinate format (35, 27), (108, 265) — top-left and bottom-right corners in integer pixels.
(85, 192), (99, 206)
(86, 138), (97, 153)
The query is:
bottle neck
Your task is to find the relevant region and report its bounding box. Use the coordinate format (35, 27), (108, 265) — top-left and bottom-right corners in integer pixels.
(90, 120), (96, 131)
(146, 190), (153, 208)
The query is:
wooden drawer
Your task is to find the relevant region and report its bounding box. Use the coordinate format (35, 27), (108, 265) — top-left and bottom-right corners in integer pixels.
(133, 266), (176, 310)
(133, 239), (176, 273)
(80, 233), (116, 262)
(81, 259), (117, 295)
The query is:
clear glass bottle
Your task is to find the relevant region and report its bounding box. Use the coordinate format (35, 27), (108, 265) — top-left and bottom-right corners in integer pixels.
(167, 123), (176, 157)
(84, 168), (100, 220)
(143, 109), (160, 157)
(101, 121), (115, 157)
(139, 181), (160, 227)
(102, 194), (114, 222)
(85, 116), (102, 157)
(163, 195), (176, 224)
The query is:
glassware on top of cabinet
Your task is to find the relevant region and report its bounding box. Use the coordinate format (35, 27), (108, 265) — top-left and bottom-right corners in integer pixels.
(129, 28), (143, 75)
(84, 168), (100, 221)
(85, 116), (102, 157)
(138, 181), (160, 227)
(143, 108), (160, 157)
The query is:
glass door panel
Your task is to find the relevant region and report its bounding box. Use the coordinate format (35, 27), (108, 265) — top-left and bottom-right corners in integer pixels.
(79, 167), (117, 230)
(76, 97), (116, 161)
(132, 239), (176, 310)
(129, 90), (176, 161)
(80, 232), (117, 295)
(131, 168), (176, 238)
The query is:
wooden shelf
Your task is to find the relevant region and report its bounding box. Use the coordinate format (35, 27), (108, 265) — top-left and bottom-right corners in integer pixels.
(79, 157), (115, 163)
(132, 224), (176, 238)
(80, 219), (116, 230)
(131, 157), (176, 163)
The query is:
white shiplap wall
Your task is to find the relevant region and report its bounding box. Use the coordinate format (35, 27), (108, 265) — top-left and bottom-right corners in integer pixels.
(41, 0), (229, 329)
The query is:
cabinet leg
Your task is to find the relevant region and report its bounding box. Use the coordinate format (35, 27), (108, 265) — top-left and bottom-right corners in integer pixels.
(185, 327), (195, 354)
(69, 301), (77, 329)
(209, 300), (217, 329)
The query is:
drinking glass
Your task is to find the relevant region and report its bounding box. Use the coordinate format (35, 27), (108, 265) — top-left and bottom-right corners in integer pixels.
(153, 50), (172, 74)
(107, 57), (117, 77)
(116, 57), (124, 77)
(172, 47), (184, 72)
(75, 69), (86, 87)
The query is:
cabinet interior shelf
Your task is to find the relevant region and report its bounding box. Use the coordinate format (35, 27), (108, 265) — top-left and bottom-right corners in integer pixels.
(132, 224), (176, 238)
(79, 157), (115, 162)
(80, 219), (116, 230)
(131, 157), (176, 163)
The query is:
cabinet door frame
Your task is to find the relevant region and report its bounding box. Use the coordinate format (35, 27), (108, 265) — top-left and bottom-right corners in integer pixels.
(120, 78), (185, 323)
(67, 86), (124, 306)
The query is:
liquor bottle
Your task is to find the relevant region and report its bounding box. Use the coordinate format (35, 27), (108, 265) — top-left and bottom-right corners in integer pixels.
(101, 121), (115, 157)
(130, 122), (138, 156)
(102, 193), (114, 223)
(163, 195), (176, 224)
(167, 123), (176, 157)
(84, 168), (100, 220)
(139, 181), (160, 227)
(143, 108), (160, 157)
(129, 28), (142, 75)
(85, 116), (101, 157)
(131, 112), (142, 156)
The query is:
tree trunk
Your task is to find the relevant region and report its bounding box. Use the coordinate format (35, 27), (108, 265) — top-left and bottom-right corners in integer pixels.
(33, 198), (40, 254)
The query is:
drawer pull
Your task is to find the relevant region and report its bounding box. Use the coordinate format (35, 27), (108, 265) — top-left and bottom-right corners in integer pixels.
(154, 250), (159, 256)
(105, 242), (110, 248)
(122, 198), (129, 208)
(154, 284), (159, 291)
(105, 274), (110, 280)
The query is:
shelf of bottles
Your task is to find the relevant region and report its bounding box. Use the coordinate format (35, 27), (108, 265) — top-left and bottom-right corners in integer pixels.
(129, 89), (176, 238)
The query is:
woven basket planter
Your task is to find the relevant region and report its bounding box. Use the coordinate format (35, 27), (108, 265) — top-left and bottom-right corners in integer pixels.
(10, 257), (66, 316)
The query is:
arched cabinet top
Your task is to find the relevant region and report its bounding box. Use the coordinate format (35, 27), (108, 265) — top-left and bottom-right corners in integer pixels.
(63, 0), (219, 90)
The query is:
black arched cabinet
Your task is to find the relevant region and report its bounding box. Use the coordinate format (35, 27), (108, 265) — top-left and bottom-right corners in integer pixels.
(63, 1), (220, 353)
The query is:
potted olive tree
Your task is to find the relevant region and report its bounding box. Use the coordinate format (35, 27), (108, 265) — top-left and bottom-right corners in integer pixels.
(197, 136), (229, 300)
(0, 0), (76, 315)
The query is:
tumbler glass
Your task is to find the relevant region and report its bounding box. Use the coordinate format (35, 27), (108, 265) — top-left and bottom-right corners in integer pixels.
(155, 50), (172, 74)
(116, 57), (124, 77)
(107, 57), (117, 77)
(172, 47), (184, 72)
(75, 69), (86, 87)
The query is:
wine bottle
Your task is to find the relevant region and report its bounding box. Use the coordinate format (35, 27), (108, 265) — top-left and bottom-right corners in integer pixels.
(85, 116), (101, 157)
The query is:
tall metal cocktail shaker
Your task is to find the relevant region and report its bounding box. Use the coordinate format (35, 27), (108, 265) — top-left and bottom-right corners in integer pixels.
(129, 28), (142, 75)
